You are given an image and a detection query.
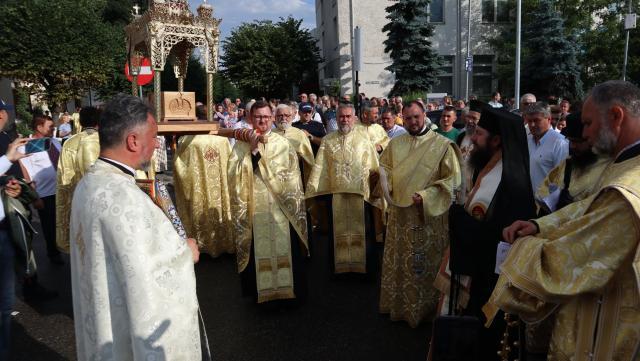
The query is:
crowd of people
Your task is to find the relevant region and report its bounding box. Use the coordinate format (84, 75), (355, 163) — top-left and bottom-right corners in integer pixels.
(0, 79), (639, 361)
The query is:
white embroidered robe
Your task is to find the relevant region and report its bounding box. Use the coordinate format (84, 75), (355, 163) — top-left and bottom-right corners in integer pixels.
(70, 159), (201, 361)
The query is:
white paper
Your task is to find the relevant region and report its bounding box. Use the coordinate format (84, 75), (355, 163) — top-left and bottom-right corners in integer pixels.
(495, 241), (512, 274)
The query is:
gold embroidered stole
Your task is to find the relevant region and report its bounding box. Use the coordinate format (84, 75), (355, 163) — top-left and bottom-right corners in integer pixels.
(252, 168), (295, 302)
(228, 134), (308, 275)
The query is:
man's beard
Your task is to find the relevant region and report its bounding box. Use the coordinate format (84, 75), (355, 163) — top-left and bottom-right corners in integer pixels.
(571, 149), (598, 169)
(339, 124), (352, 134)
(276, 122), (290, 131)
(592, 125), (617, 156)
(469, 144), (493, 171)
(465, 124), (476, 135)
(407, 124), (425, 136)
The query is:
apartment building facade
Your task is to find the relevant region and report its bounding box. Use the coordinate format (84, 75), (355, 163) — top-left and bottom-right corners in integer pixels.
(315, 0), (510, 99)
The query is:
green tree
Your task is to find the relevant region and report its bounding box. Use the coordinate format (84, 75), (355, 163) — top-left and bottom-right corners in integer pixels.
(382, 0), (442, 95)
(490, 0), (638, 97)
(522, 0), (583, 99)
(581, 2), (640, 88)
(0, 0), (122, 106)
(96, 0), (140, 99)
(221, 17), (321, 99)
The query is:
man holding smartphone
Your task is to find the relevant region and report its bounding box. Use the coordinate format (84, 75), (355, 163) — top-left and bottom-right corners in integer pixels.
(19, 115), (63, 265)
(0, 98), (37, 360)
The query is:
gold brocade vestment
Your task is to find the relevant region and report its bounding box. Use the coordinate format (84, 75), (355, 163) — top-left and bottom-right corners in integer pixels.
(273, 127), (314, 183)
(227, 133), (308, 303)
(485, 153), (640, 361)
(173, 135), (234, 256)
(305, 128), (381, 273)
(56, 129), (100, 252)
(536, 156), (611, 206)
(378, 131), (461, 328)
(355, 122), (390, 151)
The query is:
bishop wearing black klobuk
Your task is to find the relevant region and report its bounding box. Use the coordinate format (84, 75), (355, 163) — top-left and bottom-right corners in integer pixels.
(441, 101), (536, 360)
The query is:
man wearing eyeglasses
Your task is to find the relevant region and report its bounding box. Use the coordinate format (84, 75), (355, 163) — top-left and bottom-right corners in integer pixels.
(228, 100), (309, 305)
(274, 104), (314, 185)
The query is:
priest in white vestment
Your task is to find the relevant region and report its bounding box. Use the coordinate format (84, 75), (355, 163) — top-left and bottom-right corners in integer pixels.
(70, 95), (202, 361)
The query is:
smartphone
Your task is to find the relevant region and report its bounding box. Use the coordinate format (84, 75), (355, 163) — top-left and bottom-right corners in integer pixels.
(25, 138), (52, 154)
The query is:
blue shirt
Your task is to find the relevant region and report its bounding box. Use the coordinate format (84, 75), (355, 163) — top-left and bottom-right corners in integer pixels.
(528, 129), (569, 192)
(386, 124), (407, 139)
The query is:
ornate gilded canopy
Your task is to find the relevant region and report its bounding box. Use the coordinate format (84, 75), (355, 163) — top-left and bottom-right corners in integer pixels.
(125, 0), (221, 122)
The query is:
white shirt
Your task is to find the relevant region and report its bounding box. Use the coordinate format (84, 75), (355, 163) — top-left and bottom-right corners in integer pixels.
(19, 139), (61, 198)
(386, 124), (408, 139)
(0, 155), (15, 222)
(488, 101), (503, 108)
(528, 129), (569, 192)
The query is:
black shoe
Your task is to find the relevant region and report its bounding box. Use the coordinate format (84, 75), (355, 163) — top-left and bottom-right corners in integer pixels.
(49, 254), (65, 266)
(23, 280), (59, 302)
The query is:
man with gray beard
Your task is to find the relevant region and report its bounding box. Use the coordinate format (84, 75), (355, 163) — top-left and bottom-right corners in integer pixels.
(306, 104), (382, 276)
(274, 104), (314, 185)
(491, 80), (640, 361)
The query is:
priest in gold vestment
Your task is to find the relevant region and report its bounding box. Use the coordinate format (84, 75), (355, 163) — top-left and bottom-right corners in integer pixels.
(173, 134), (234, 256)
(536, 111), (611, 215)
(357, 105), (390, 153)
(306, 103), (382, 275)
(273, 104), (314, 184)
(56, 107), (101, 253)
(228, 100), (309, 303)
(377, 101), (461, 328)
(488, 81), (640, 361)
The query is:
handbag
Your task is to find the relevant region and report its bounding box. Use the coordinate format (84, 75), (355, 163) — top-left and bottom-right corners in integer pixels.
(430, 273), (481, 361)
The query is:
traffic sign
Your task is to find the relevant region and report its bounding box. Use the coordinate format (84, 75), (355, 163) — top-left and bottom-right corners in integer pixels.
(125, 57), (154, 86)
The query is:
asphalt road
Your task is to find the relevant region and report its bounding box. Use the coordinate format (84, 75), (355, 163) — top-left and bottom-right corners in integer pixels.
(9, 177), (431, 361)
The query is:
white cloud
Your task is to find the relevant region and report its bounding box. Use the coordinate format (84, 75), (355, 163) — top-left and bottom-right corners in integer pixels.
(189, 0), (316, 41)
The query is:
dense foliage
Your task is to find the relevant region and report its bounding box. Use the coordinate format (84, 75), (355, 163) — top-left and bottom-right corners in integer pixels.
(383, 0), (443, 95)
(221, 17), (321, 99)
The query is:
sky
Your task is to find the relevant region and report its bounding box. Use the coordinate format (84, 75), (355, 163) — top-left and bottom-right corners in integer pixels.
(188, 0), (317, 43)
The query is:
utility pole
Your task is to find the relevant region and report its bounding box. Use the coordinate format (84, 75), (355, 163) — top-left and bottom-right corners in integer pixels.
(354, 26), (363, 117)
(622, 0), (636, 81)
(465, 0), (472, 100)
(514, 0), (522, 106)
(349, 0), (355, 98)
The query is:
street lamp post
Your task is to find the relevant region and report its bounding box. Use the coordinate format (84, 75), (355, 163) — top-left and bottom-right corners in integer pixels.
(465, 0), (472, 100)
(514, 0), (522, 106)
(130, 52), (143, 98)
(622, 0), (636, 81)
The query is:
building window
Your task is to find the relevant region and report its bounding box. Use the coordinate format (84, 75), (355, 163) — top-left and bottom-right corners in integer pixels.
(482, 0), (510, 23)
(429, 0), (444, 23)
(472, 55), (494, 97)
(433, 55), (454, 95)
